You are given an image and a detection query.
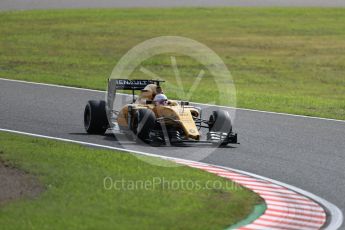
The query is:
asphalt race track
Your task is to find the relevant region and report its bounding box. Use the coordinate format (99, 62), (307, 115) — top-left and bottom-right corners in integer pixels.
(0, 78), (344, 228)
(1, 0), (345, 10)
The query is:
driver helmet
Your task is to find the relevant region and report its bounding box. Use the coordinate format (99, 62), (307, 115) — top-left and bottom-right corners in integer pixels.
(154, 93), (168, 105)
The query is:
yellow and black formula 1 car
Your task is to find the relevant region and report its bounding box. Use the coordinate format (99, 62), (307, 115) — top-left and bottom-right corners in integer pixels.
(83, 79), (237, 146)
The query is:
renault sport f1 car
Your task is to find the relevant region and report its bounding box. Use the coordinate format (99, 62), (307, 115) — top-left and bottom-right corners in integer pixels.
(83, 79), (238, 146)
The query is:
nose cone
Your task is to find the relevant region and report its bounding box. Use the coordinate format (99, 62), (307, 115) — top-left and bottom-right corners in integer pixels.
(187, 127), (200, 140)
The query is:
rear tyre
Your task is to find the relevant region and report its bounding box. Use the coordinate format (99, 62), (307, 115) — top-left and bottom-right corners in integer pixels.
(84, 100), (108, 134)
(133, 109), (156, 142)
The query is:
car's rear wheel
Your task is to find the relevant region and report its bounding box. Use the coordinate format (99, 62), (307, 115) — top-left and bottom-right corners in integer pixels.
(133, 109), (156, 142)
(84, 100), (108, 134)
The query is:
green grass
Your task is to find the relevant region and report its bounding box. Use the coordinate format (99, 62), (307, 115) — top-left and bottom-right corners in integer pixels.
(0, 131), (260, 230)
(0, 8), (344, 119)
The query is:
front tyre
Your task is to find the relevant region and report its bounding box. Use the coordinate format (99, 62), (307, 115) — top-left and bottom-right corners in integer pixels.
(208, 110), (233, 147)
(208, 110), (232, 133)
(84, 100), (108, 134)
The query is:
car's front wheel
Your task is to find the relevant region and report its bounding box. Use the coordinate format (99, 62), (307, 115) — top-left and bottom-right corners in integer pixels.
(208, 110), (232, 133)
(208, 110), (233, 147)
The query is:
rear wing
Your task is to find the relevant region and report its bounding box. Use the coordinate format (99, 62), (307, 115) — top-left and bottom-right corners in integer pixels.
(108, 79), (164, 91)
(107, 79), (164, 112)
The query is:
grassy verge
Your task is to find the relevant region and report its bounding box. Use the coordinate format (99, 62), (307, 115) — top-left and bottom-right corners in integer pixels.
(0, 131), (261, 230)
(0, 8), (344, 119)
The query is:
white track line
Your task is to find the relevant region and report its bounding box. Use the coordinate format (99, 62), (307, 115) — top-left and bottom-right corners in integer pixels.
(1, 77), (344, 123)
(0, 78), (104, 93)
(0, 128), (342, 229)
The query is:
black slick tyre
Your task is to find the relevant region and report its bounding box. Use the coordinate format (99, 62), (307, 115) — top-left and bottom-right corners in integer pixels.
(84, 100), (108, 134)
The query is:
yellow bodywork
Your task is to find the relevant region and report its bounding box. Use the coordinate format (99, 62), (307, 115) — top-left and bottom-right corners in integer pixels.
(117, 101), (200, 140)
